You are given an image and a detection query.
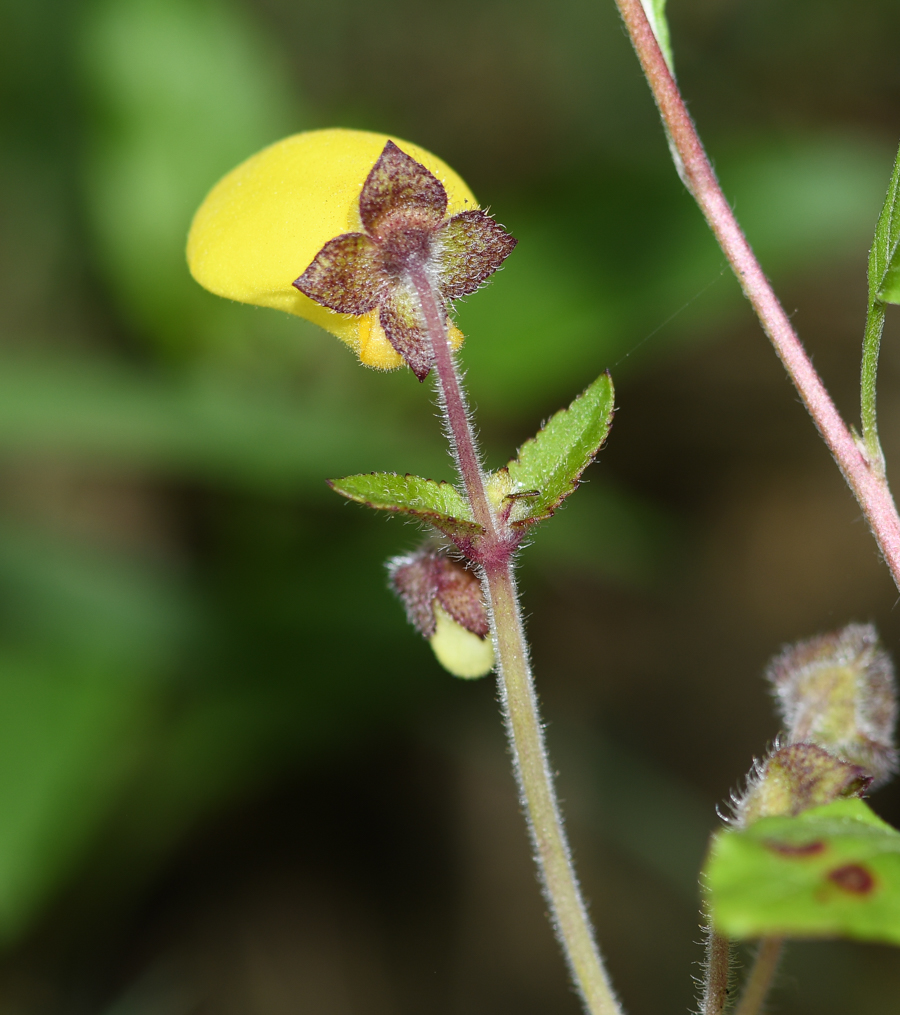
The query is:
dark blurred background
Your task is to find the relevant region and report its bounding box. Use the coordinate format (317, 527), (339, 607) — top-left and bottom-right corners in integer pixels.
(1, 0), (900, 1012)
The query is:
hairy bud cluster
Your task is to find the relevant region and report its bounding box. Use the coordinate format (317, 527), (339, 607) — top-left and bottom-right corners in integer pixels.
(732, 623), (897, 827)
(767, 622), (897, 785)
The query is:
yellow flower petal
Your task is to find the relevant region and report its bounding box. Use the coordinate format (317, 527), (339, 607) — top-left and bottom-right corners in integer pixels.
(429, 604), (494, 679)
(187, 128), (477, 369)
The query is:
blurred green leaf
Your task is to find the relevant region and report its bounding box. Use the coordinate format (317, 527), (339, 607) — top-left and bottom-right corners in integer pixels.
(0, 355), (442, 490)
(329, 473), (481, 540)
(0, 502), (440, 943)
(718, 137), (891, 274)
(489, 372), (614, 529)
(706, 799), (900, 945)
(0, 522), (192, 670)
(869, 141), (900, 303)
(457, 212), (621, 411)
(0, 521), (193, 940)
(94, 509), (439, 886)
(0, 654), (154, 942)
(79, 0), (301, 353)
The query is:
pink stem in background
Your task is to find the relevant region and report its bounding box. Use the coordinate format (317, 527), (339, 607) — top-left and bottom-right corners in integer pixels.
(615, 0), (900, 593)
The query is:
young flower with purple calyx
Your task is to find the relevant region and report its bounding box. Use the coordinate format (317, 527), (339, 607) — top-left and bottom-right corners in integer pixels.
(293, 140), (516, 380)
(388, 547), (494, 679)
(188, 130), (486, 371)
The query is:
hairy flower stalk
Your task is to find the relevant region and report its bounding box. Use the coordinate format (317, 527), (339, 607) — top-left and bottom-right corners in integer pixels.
(296, 141), (622, 1015)
(412, 270), (622, 1015)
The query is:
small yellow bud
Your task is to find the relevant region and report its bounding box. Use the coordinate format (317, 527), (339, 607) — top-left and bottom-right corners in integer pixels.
(429, 605), (494, 680)
(186, 129), (475, 369)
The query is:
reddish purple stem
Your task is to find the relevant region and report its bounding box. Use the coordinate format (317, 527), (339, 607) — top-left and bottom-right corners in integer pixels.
(408, 264), (498, 544)
(616, 0), (900, 592)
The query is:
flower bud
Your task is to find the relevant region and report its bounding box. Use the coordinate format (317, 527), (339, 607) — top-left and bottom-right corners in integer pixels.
(767, 623), (897, 787)
(388, 548), (493, 679)
(730, 624), (898, 827)
(430, 605), (495, 680)
(735, 742), (871, 826)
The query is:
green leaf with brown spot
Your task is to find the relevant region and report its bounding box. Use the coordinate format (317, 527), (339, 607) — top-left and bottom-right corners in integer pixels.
(705, 798), (900, 945)
(328, 472), (482, 541)
(487, 372), (614, 530)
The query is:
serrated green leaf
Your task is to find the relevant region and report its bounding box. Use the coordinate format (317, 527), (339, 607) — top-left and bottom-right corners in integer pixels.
(641, 0), (674, 74)
(870, 142), (900, 304)
(706, 798), (900, 945)
(328, 473), (482, 541)
(487, 373), (614, 530)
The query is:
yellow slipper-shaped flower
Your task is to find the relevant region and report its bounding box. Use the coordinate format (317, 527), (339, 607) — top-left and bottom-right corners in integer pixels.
(187, 128), (478, 370)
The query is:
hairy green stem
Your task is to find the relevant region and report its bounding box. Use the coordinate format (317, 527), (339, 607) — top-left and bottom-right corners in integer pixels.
(408, 262), (623, 1015)
(615, 0), (900, 593)
(488, 566), (621, 1015)
(861, 300), (887, 472)
(734, 938), (783, 1015)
